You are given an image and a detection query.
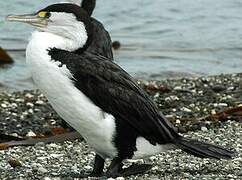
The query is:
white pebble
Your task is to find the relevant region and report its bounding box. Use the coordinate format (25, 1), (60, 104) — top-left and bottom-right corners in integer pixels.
(11, 103), (18, 108)
(181, 107), (192, 113)
(26, 102), (34, 107)
(211, 110), (216, 114)
(25, 93), (34, 99)
(218, 103), (228, 107)
(36, 100), (44, 105)
(84, 165), (92, 171)
(176, 119), (181, 124)
(26, 131), (36, 137)
(28, 109), (34, 114)
(50, 154), (64, 158)
(149, 156), (157, 161)
(44, 178), (52, 180)
(227, 87), (234, 91)
(116, 177), (125, 180)
(174, 86), (182, 90)
(15, 98), (24, 102)
(37, 156), (48, 161)
(38, 167), (48, 173)
(1, 104), (7, 108)
(201, 126), (208, 132)
(48, 143), (59, 148)
(152, 166), (159, 171)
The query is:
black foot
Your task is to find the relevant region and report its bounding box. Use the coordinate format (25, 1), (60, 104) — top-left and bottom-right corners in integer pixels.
(105, 157), (152, 178)
(120, 164), (153, 176)
(105, 157), (123, 178)
(91, 154), (105, 176)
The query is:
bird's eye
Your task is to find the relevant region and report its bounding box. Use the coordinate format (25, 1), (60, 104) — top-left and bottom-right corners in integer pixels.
(38, 11), (51, 18)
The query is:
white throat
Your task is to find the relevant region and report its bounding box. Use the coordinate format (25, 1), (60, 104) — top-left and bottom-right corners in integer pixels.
(28, 31), (82, 53)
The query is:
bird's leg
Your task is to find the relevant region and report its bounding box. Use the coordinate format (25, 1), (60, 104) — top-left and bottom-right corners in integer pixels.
(89, 154), (105, 177)
(105, 157), (124, 178)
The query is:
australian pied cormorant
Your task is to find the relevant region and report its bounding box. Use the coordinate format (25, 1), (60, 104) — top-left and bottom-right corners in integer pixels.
(6, 3), (236, 178)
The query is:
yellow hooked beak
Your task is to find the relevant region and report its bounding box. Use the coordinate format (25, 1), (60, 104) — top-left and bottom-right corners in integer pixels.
(6, 12), (49, 28)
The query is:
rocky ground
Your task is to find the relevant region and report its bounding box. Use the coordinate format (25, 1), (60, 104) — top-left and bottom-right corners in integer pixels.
(0, 73), (241, 179)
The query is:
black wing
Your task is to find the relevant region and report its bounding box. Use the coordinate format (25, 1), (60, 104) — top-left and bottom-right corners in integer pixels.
(49, 49), (178, 144)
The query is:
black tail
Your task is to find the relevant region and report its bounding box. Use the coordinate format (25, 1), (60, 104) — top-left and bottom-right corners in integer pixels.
(175, 137), (237, 159)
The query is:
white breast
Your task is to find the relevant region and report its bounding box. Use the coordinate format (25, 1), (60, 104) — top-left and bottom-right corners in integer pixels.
(26, 31), (117, 159)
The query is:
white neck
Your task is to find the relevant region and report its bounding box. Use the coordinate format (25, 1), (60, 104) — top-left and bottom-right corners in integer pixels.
(29, 31), (84, 52)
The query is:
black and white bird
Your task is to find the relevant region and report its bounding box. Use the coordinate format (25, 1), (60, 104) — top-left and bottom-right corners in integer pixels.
(79, 0), (113, 60)
(7, 3), (236, 178)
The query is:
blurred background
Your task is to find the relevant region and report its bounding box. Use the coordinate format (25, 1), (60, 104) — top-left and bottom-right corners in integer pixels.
(1, 0), (242, 91)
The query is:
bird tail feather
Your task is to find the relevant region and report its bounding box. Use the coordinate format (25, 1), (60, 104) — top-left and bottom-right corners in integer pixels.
(175, 137), (237, 159)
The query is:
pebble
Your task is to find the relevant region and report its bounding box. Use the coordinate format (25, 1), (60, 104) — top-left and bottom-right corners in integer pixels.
(26, 130), (36, 137)
(211, 109), (216, 114)
(181, 107), (192, 113)
(174, 86), (182, 90)
(26, 102), (34, 108)
(214, 103), (228, 107)
(165, 95), (179, 101)
(1, 103), (7, 108)
(44, 178), (52, 180)
(8, 158), (22, 168)
(36, 100), (44, 105)
(38, 167), (48, 174)
(212, 85), (226, 92)
(176, 119), (181, 124)
(25, 93), (34, 99)
(116, 177), (125, 180)
(201, 126), (208, 132)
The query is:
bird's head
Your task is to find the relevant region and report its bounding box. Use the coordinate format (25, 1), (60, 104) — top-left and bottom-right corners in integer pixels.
(6, 3), (93, 49)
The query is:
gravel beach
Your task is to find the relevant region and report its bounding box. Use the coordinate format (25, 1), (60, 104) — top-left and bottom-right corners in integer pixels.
(0, 73), (241, 179)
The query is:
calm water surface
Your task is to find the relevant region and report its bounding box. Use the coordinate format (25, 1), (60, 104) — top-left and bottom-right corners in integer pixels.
(1, 0), (242, 91)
